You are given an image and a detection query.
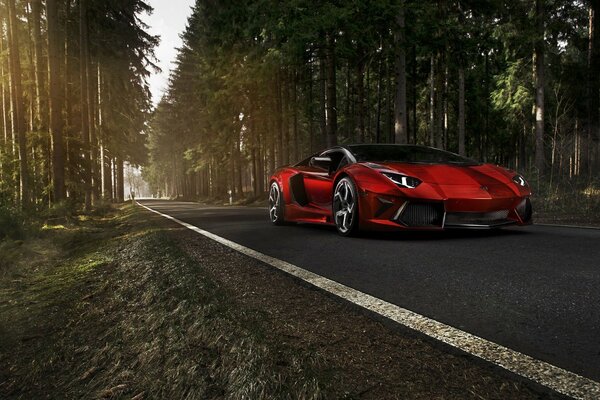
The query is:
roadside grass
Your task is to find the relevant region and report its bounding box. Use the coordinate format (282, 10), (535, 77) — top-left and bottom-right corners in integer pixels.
(0, 205), (333, 399)
(529, 174), (600, 225)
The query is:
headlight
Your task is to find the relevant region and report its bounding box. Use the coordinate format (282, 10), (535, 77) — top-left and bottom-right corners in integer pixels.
(512, 175), (527, 187)
(381, 172), (422, 189)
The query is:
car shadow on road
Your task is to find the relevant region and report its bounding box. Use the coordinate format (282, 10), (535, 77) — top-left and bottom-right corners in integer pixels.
(291, 222), (532, 242)
(360, 227), (532, 242)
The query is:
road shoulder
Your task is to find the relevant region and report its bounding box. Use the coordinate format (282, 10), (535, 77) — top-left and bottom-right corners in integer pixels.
(167, 213), (567, 399)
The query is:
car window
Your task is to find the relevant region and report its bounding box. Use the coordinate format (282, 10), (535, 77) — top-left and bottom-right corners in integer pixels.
(323, 150), (346, 172)
(348, 144), (479, 165)
(336, 156), (349, 171)
(296, 153), (318, 166)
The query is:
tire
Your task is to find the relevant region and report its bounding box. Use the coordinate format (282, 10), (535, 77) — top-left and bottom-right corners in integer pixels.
(333, 177), (360, 236)
(268, 181), (285, 225)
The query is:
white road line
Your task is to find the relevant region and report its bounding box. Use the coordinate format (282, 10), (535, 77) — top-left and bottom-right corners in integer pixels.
(138, 201), (600, 400)
(536, 223), (600, 231)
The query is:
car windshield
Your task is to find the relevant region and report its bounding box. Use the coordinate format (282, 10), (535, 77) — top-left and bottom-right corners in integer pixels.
(348, 145), (479, 165)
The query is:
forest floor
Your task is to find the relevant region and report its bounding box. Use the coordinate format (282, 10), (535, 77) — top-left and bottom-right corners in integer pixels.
(532, 202), (600, 227)
(0, 205), (568, 399)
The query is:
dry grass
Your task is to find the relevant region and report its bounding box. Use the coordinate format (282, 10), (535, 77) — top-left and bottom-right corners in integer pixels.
(530, 175), (600, 226)
(0, 205), (332, 399)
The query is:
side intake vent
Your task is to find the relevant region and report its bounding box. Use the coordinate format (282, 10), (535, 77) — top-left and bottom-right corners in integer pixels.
(516, 198), (532, 222)
(397, 202), (444, 227)
(289, 174), (308, 206)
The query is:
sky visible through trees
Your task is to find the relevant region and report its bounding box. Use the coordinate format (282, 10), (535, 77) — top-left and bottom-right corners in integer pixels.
(0, 0), (599, 208)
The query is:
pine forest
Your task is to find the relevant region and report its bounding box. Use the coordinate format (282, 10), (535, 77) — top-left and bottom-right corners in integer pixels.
(0, 0), (599, 213)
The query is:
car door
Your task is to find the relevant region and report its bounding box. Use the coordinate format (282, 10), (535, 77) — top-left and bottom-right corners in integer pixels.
(303, 150), (346, 209)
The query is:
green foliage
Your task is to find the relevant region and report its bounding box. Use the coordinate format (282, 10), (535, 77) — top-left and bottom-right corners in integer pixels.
(143, 0), (598, 201)
(0, 204), (24, 240)
(491, 59), (533, 121)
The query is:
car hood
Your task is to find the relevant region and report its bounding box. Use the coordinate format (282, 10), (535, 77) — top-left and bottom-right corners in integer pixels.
(368, 162), (514, 187)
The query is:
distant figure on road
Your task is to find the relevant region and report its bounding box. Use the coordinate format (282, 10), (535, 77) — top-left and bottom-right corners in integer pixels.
(130, 190), (135, 201)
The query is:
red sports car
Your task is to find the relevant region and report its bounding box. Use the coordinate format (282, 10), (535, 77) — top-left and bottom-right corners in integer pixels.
(268, 144), (532, 236)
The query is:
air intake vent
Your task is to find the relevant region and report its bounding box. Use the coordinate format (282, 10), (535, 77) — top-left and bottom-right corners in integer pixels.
(516, 198), (532, 222)
(445, 210), (510, 226)
(396, 202), (444, 227)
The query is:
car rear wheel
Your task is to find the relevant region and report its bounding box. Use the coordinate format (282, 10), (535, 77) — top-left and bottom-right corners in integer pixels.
(269, 182), (285, 225)
(333, 177), (359, 236)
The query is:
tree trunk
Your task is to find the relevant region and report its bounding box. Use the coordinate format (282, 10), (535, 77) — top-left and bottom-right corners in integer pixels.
(575, 117), (581, 176)
(434, 53), (444, 149)
(411, 45), (417, 144)
(588, 1), (600, 175)
(483, 51), (489, 161)
(393, 3), (407, 144)
(7, 0), (29, 207)
(443, 62), (448, 150)
(355, 58), (365, 143)
(386, 57), (394, 142)
(47, 0), (65, 202)
(344, 61), (351, 140)
(251, 146), (258, 196)
(282, 68), (289, 165)
(458, 65), (466, 155)
(376, 50), (383, 143)
(257, 131), (264, 193)
(325, 33), (337, 147)
(308, 60), (315, 152)
(25, 6), (35, 134)
(235, 134), (243, 195)
(80, 0), (92, 209)
(292, 69), (298, 162)
(116, 157), (124, 202)
(429, 56), (435, 146)
(97, 64), (110, 200)
(275, 71), (283, 166)
(0, 18), (9, 178)
(319, 46), (327, 148)
(31, 0), (46, 131)
(64, 0), (74, 187)
(88, 60), (98, 203)
(534, 0), (545, 172)
(268, 101), (275, 174)
(366, 63), (371, 142)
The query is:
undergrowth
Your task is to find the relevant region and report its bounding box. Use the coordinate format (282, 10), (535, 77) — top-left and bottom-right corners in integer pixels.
(527, 173), (600, 223)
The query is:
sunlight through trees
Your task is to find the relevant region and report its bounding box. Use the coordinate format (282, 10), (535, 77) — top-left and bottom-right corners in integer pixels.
(144, 0), (600, 200)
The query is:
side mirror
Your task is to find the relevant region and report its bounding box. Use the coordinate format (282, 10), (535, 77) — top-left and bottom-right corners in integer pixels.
(310, 156), (333, 171)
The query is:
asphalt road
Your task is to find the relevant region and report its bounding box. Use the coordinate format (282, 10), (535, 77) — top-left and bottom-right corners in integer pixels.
(139, 199), (600, 382)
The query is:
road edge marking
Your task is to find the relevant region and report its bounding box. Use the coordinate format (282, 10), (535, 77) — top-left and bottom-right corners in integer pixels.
(138, 201), (600, 400)
(536, 223), (600, 230)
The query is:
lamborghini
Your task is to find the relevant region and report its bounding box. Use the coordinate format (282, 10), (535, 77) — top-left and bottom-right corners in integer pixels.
(268, 144), (532, 236)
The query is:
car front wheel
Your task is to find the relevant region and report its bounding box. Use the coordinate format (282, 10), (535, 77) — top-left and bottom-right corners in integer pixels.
(269, 181), (285, 225)
(333, 177), (359, 236)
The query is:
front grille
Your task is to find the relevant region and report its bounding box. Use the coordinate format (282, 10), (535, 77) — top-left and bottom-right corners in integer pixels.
(445, 210), (510, 226)
(396, 202), (444, 227)
(516, 198), (532, 222)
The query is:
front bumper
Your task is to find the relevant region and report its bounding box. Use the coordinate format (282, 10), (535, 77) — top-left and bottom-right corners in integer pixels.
(359, 192), (532, 231)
